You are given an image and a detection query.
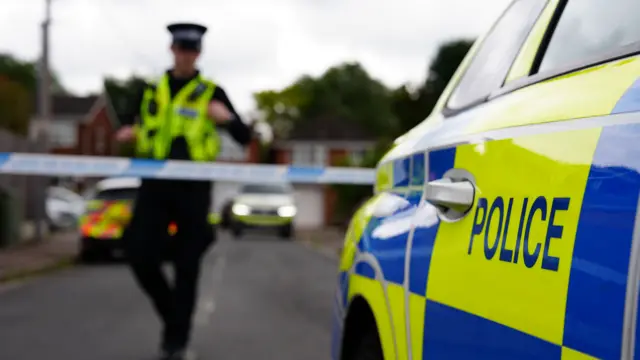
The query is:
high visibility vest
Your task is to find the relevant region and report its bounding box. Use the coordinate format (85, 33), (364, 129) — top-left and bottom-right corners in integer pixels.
(134, 73), (220, 161)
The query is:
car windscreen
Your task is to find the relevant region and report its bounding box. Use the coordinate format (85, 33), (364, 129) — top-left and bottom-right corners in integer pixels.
(240, 184), (290, 194)
(93, 188), (138, 201)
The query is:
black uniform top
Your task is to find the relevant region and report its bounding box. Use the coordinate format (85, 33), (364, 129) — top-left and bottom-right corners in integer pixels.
(118, 69), (253, 161)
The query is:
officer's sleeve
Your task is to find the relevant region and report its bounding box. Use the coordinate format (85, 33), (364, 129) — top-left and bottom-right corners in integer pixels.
(211, 86), (253, 146)
(117, 85), (145, 127)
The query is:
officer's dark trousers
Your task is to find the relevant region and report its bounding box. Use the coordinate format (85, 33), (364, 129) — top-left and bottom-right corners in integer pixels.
(123, 179), (215, 351)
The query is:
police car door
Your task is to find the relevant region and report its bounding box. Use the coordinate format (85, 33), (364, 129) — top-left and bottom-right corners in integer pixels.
(406, 0), (640, 359)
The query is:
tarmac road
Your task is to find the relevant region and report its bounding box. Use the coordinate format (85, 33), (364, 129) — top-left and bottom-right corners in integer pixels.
(0, 233), (338, 360)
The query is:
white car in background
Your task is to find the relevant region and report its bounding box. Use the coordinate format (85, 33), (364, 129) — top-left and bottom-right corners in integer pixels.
(229, 183), (297, 239)
(45, 186), (85, 230)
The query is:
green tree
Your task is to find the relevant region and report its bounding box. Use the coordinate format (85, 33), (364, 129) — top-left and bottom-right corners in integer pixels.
(103, 76), (150, 157)
(0, 53), (67, 96)
(332, 39), (474, 223)
(253, 79), (311, 139)
(390, 38), (474, 137)
(0, 78), (31, 136)
(252, 39), (474, 223)
(305, 63), (398, 138)
(0, 54), (68, 136)
(104, 75), (148, 123)
(424, 39), (474, 100)
(390, 84), (433, 136)
(253, 62), (397, 140)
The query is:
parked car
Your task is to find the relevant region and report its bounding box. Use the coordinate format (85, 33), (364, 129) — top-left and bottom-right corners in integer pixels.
(229, 182), (296, 239)
(78, 177), (144, 261)
(78, 177), (218, 262)
(45, 186), (85, 231)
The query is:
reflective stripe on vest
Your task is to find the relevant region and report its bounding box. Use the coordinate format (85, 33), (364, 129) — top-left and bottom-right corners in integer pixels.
(135, 74), (220, 161)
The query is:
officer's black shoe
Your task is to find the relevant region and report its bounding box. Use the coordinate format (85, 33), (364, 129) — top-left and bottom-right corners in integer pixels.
(159, 348), (197, 360)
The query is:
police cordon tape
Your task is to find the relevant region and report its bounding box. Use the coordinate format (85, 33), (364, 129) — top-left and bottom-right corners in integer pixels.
(0, 153), (376, 185)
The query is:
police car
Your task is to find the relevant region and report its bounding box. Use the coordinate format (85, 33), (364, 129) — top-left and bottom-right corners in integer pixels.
(78, 177), (218, 261)
(332, 1), (640, 359)
(229, 182), (296, 239)
(78, 177), (141, 261)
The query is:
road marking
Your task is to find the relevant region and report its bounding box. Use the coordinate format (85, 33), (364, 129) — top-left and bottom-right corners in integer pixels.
(195, 248), (227, 326)
(194, 299), (216, 325)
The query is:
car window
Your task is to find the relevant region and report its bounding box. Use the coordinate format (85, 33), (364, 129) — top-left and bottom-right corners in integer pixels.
(446, 0), (548, 110)
(241, 184), (290, 194)
(93, 188), (138, 200)
(537, 0), (640, 73)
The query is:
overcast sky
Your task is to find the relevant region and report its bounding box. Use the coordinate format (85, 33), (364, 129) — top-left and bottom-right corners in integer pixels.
(0, 0), (510, 113)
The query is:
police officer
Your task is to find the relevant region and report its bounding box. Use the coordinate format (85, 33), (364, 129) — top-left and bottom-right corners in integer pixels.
(114, 22), (252, 360)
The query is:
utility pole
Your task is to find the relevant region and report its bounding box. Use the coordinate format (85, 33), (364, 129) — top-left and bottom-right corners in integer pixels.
(40, 0), (52, 149)
(35, 0), (52, 242)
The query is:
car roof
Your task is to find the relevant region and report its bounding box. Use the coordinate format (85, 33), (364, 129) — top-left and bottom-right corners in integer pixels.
(94, 177), (141, 192)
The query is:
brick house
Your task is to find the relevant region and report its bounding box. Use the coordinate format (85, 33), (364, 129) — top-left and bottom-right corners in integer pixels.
(75, 94), (119, 156)
(271, 115), (377, 229)
(29, 94), (101, 154)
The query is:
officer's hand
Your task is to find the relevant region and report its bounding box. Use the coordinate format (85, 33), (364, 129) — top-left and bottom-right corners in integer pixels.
(208, 100), (233, 124)
(115, 126), (136, 142)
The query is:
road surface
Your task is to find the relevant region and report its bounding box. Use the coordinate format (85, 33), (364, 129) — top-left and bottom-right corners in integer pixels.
(0, 233), (338, 360)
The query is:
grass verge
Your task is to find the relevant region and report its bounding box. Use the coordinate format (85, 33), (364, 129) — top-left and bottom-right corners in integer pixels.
(0, 256), (76, 284)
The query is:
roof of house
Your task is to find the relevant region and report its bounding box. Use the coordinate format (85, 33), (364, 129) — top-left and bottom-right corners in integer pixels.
(286, 115), (377, 142)
(31, 94), (100, 118)
(30, 91), (123, 128)
(52, 95), (99, 116)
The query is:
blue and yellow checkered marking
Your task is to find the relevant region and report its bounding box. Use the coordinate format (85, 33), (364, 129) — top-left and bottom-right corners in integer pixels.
(393, 157), (411, 188)
(611, 77), (640, 114)
(418, 122), (640, 359)
(334, 65), (640, 360)
(356, 193), (417, 285)
(410, 153), (425, 187)
(422, 128), (593, 359)
(564, 123), (640, 359)
(423, 300), (562, 359)
(336, 122), (640, 360)
(408, 148), (454, 297)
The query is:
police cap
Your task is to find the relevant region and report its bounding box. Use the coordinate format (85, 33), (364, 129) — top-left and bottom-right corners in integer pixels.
(167, 23), (208, 52)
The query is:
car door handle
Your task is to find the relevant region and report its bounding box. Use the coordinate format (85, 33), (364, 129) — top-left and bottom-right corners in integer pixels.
(425, 178), (475, 212)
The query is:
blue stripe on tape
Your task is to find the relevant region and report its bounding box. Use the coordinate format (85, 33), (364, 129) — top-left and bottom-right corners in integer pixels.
(286, 166), (325, 180)
(121, 159), (164, 178)
(0, 153), (9, 168)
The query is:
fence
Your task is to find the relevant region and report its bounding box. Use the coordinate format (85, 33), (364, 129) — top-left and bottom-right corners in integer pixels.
(0, 129), (47, 246)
